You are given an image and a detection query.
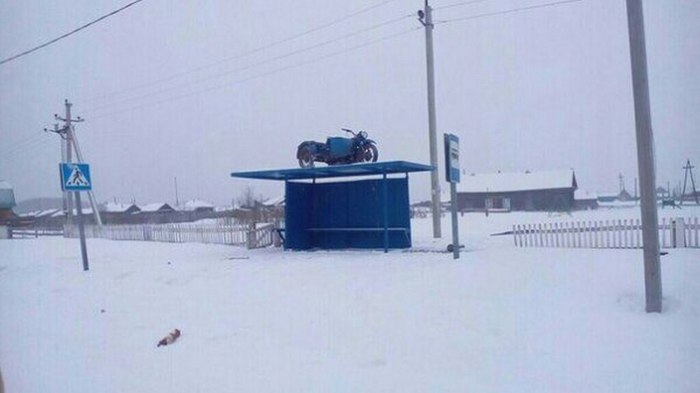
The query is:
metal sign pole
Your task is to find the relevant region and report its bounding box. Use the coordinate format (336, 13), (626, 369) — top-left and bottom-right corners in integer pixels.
(450, 182), (459, 259)
(444, 133), (461, 259)
(74, 191), (89, 271)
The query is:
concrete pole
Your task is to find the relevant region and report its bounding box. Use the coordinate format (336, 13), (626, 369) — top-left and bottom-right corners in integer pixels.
(74, 191), (90, 271)
(58, 124), (69, 215)
(65, 100), (74, 227)
(626, 0), (662, 313)
(423, 0), (442, 238)
(69, 131), (103, 226)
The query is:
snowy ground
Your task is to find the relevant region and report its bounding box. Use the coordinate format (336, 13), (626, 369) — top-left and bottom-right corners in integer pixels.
(1, 207), (699, 392)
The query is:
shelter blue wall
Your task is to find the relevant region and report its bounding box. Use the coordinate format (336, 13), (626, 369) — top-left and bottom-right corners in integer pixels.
(285, 177), (411, 250)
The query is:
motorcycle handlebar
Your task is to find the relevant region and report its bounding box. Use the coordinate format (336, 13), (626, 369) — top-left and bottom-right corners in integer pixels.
(341, 128), (355, 135)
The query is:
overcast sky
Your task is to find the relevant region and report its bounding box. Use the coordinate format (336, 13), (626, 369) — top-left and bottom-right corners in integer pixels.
(1, 0), (698, 206)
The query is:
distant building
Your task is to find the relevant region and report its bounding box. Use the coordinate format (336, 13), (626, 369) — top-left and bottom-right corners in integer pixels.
(617, 189), (634, 202)
(0, 180), (17, 225)
(99, 202), (141, 224)
(457, 169), (577, 212)
(135, 202), (178, 223)
(183, 199), (215, 213)
(574, 190), (598, 210)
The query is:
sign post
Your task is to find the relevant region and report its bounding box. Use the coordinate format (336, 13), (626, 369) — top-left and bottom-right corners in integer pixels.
(444, 133), (461, 259)
(59, 163), (92, 271)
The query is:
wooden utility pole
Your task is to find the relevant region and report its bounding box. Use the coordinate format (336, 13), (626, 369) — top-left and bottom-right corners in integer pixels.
(626, 0), (662, 313)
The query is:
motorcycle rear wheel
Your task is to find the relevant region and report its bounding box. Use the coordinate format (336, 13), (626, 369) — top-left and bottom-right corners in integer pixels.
(298, 146), (315, 168)
(361, 144), (379, 163)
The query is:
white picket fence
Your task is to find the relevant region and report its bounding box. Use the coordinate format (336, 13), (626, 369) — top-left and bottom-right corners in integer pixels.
(65, 221), (276, 249)
(513, 217), (700, 249)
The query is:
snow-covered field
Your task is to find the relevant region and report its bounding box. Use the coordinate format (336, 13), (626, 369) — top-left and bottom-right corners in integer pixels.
(1, 207), (699, 392)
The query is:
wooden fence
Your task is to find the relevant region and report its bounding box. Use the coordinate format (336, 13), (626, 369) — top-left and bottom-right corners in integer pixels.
(64, 221), (276, 249)
(513, 217), (700, 249)
(9, 227), (64, 238)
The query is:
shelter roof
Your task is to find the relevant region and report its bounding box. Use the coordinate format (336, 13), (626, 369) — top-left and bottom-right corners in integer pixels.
(231, 161), (433, 181)
(458, 169), (576, 193)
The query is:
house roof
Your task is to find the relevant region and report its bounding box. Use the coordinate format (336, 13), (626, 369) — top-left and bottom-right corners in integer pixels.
(139, 202), (175, 212)
(101, 202), (139, 213)
(183, 199), (214, 211)
(574, 189), (598, 201)
(458, 169), (577, 193)
(262, 195), (285, 207)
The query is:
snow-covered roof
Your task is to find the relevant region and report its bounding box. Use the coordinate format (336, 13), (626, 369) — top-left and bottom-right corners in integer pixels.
(139, 203), (175, 213)
(183, 199), (214, 211)
(0, 180), (12, 190)
(51, 208), (94, 217)
(101, 202), (139, 213)
(262, 195), (285, 207)
(458, 169), (576, 193)
(574, 189), (598, 201)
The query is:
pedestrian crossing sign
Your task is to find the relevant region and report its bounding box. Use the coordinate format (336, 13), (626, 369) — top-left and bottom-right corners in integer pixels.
(60, 163), (92, 191)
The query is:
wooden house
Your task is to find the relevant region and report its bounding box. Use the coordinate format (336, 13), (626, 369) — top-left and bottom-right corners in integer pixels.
(457, 169), (577, 212)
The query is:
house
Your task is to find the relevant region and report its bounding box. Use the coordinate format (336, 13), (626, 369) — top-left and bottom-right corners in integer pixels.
(574, 190), (598, 210)
(457, 169), (578, 212)
(617, 189), (634, 202)
(135, 202), (178, 223)
(0, 180), (17, 222)
(99, 202), (141, 224)
(183, 199), (215, 213)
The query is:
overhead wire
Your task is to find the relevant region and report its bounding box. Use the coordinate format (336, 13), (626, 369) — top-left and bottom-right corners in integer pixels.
(433, 0), (494, 11)
(435, 0), (584, 24)
(80, 0), (401, 104)
(88, 26), (422, 121)
(0, 0), (145, 66)
(81, 13), (414, 114)
(0, 135), (55, 164)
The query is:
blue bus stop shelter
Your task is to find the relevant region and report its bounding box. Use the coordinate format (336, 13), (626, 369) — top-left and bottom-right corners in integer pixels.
(231, 161), (433, 252)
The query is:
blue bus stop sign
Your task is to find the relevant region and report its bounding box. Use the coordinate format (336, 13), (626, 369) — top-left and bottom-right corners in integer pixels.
(60, 163), (92, 191)
(444, 133), (460, 184)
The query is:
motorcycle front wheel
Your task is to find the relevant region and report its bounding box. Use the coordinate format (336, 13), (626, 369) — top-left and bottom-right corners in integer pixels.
(298, 146), (315, 168)
(361, 144), (379, 163)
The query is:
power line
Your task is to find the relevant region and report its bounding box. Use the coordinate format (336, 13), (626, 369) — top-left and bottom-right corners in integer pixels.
(88, 27), (421, 120)
(0, 136), (54, 164)
(82, 14), (413, 113)
(435, 0), (584, 24)
(0, 0), (145, 66)
(433, 0), (493, 11)
(81, 0), (400, 104)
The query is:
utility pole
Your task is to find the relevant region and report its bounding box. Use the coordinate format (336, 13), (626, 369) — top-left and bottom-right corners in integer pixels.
(418, 0), (441, 238)
(626, 0), (662, 313)
(680, 159), (699, 205)
(53, 100), (103, 226)
(174, 177), (180, 208)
